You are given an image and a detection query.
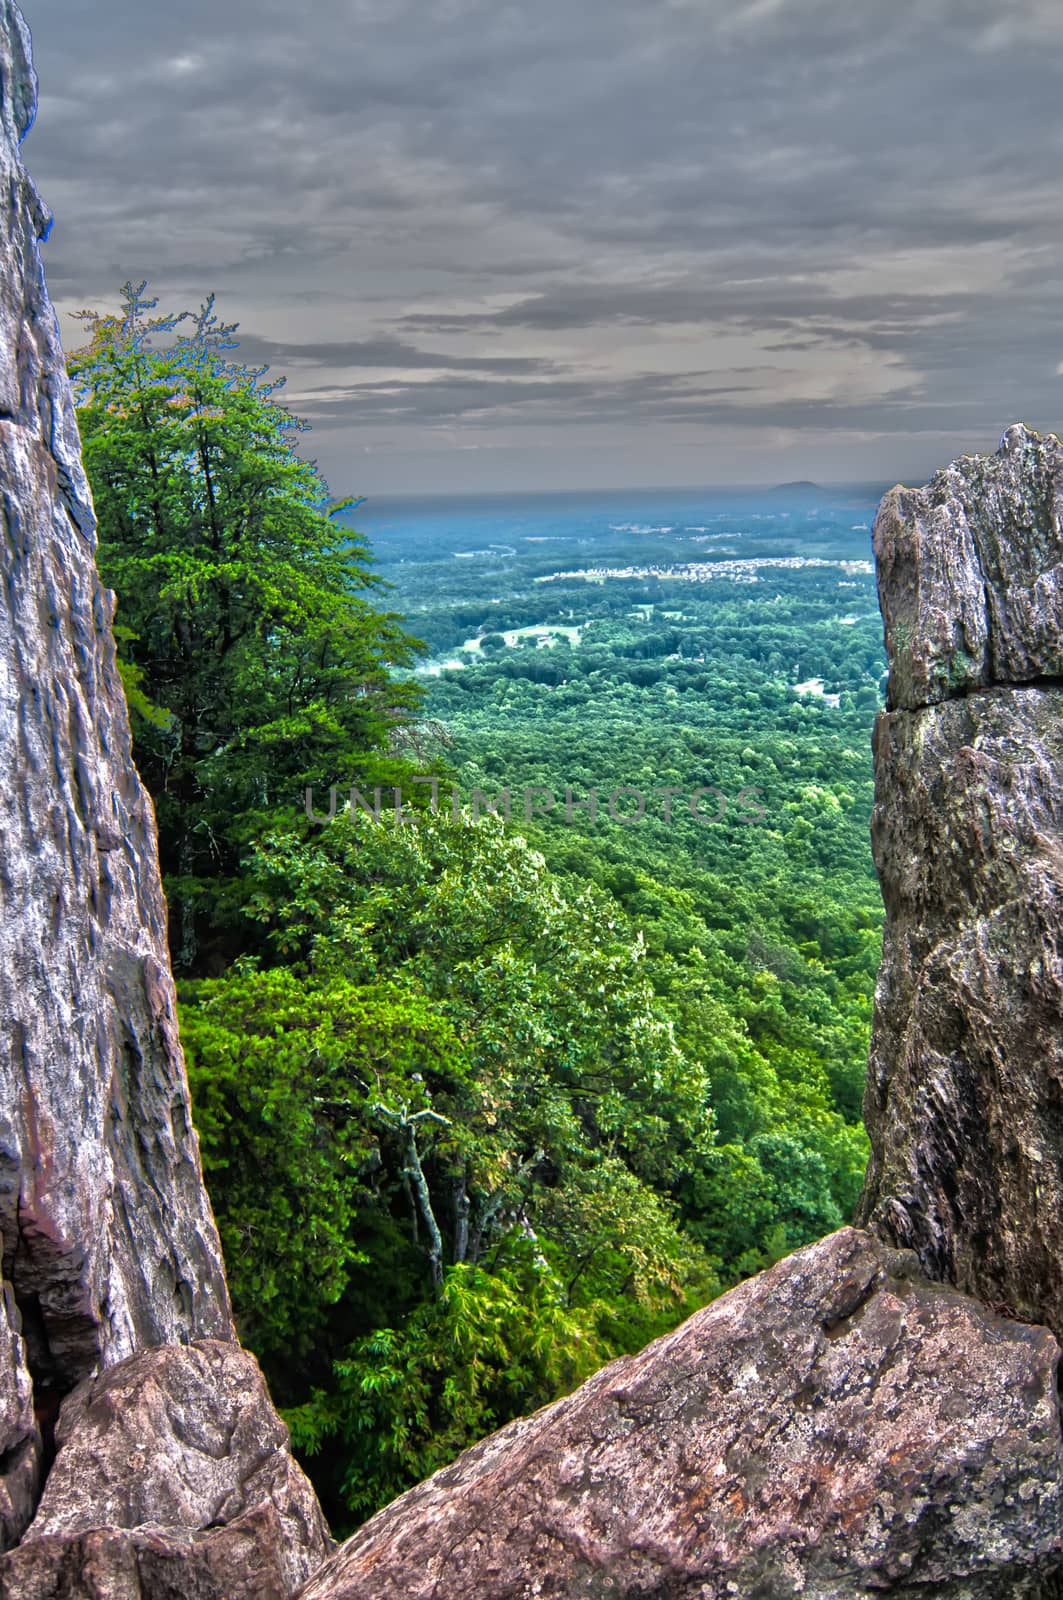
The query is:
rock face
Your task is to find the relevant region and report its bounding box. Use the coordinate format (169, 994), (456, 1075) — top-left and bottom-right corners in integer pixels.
(859, 424), (1063, 1336)
(0, 1341), (332, 1598)
(872, 424), (1063, 710)
(0, 0), (232, 1419)
(298, 1228), (1063, 1600)
(0, 1284), (38, 1550)
(0, 5), (329, 1588)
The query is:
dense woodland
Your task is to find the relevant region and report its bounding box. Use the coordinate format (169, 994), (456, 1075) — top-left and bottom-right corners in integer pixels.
(71, 285), (885, 1532)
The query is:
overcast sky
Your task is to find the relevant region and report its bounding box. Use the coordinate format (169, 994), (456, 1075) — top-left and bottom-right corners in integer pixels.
(20, 0), (1063, 495)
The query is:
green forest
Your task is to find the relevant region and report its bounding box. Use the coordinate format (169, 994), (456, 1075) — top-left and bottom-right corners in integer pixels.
(71, 284), (886, 1533)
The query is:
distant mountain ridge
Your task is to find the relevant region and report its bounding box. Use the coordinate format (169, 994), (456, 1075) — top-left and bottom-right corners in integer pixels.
(768, 478), (825, 495)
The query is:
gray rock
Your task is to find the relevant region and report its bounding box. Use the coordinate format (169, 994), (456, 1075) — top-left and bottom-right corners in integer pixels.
(876, 423), (1063, 710)
(0, 1513), (299, 1600)
(0, 0), (233, 1424)
(0, 1341), (332, 1598)
(0, 1285), (39, 1550)
(0, 3), (334, 1584)
(859, 427), (1063, 1339)
(296, 1229), (1063, 1600)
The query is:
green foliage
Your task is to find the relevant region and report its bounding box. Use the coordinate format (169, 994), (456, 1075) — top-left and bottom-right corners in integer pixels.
(284, 1257), (606, 1521)
(182, 809), (715, 1524)
(70, 282), (425, 969)
(181, 966), (466, 1360)
(80, 312), (882, 1535)
(111, 625), (173, 728)
(242, 809), (715, 1191)
(368, 518), (882, 1288)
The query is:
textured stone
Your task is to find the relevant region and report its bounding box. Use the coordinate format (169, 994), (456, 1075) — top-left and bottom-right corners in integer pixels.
(876, 422), (1063, 710)
(0, 4), (336, 1585)
(0, 0), (233, 1415)
(0, 1511), (298, 1600)
(859, 427), (1063, 1339)
(296, 1229), (1063, 1600)
(0, 1284), (39, 1550)
(0, 4), (237, 1537)
(0, 1341), (332, 1598)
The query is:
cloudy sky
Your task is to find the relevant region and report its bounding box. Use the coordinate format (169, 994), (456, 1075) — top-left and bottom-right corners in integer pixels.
(20, 0), (1063, 494)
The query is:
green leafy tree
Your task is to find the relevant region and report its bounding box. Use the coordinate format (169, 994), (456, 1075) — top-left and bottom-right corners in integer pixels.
(181, 966), (469, 1361)
(285, 1256), (608, 1523)
(181, 808), (716, 1524)
(69, 282), (425, 969)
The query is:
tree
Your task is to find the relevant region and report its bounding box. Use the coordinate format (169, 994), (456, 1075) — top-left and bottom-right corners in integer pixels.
(180, 966), (469, 1363)
(69, 282), (425, 969)
(180, 807), (716, 1523)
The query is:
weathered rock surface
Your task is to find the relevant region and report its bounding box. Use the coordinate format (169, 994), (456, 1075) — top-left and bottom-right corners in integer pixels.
(0, 1283), (38, 1550)
(0, 1517), (301, 1600)
(875, 423), (1063, 711)
(296, 1228), (1063, 1600)
(0, 0), (233, 1437)
(859, 425), (1063, 1338)
(0, 1340), (332, 1598)
(0, 5), (333, 1588)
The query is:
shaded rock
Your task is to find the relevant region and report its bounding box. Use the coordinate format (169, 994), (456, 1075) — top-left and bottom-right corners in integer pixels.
(0, 1284), (39, 1550)
(0, 1513), (297, 1600)
(859, 426), (1063, 1337)
(0, 1340), (332, 1598)
(877, 423), (1063, 710)
(0, 0), (233, 1440)
(296, 1228), (1063, 1600)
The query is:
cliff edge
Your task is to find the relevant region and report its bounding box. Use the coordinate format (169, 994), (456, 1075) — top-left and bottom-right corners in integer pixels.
(0, 0), (229, 1523)
(0, 3), (330, 1592)
(858, 423), (1063, 1341)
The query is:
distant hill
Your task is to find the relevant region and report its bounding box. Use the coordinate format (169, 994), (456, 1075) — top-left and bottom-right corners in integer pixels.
(768, 479), (824, 495)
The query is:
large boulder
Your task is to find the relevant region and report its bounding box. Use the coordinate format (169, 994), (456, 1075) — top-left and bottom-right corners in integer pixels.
(0, 1341), (332, 1599)
(859, 424), (1063, 1337)
(873, 424), (1063, 710)
(296, 1229), (1063, 1599)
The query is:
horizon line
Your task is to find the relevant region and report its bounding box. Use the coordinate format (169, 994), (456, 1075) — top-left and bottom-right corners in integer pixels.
(345, 479), (893, 507)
